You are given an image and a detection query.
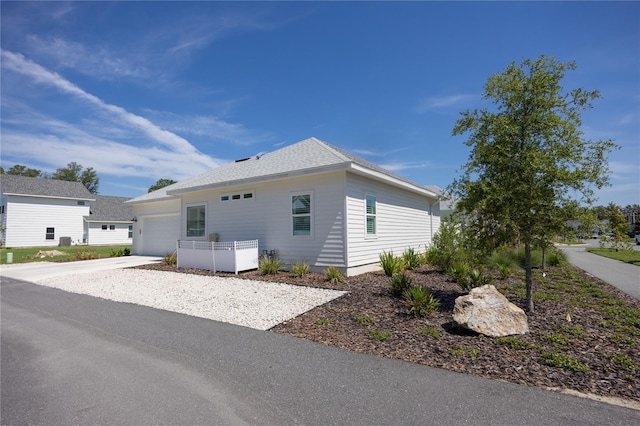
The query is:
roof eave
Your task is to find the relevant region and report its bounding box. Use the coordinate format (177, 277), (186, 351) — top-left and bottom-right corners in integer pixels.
(348, 164), (438, 199)
(3, 192), (96, 202)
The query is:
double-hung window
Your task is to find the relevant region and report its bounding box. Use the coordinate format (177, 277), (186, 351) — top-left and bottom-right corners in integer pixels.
(186, 204), (206, 237)
(366, 195), (377, 236)
(292, 193), (311, 236)
(46, 227), (55, 240)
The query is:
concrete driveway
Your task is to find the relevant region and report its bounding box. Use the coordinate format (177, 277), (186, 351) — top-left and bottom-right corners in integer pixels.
(1, 255), (163, 281)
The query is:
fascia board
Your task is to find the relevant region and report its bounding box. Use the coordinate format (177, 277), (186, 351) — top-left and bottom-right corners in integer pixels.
(4, 193), (96, 202)
(348, 164), (439, 199)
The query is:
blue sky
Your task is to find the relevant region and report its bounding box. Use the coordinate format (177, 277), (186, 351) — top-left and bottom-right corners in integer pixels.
(1, 1), (638, 206)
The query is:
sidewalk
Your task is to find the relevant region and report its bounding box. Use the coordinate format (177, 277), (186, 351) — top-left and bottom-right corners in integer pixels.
(559, 245), (640, 300)
(1, 255), (163, 281)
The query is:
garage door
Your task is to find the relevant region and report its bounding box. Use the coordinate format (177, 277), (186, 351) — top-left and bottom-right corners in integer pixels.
(140, 215), (180, 255)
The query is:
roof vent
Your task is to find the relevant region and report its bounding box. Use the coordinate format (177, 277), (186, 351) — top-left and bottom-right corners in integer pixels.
(235, 157), (251, 163)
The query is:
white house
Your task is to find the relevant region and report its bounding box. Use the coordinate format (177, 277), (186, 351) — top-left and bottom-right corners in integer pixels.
(84, 195), (134, 245)
(126, 137), (441, 275)
(0, 174), (134, 247)
(0, 174), (94, 247)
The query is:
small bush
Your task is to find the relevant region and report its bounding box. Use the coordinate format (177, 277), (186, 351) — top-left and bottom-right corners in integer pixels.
(547, 248), (568, 267)
(495, 263), (513, 279)
(315, 318), (331, 326)
(495, 336), (535, 350)
(540, 352), (590, 373)
(123, 247), (131, 256)
(354, 315), (373, 326)
(291, 261), (310, 277)
(448, 262), (471, 287)
(368, 329), (393, 341)
(402, 247), (423, 270)
(259, 256), (284, 275)
(163, 251), (177, 265)
(466, 268), (492, 290)
(402, 286), (440, 317)
(110, 249), (124, 257)
(379, 250), (405, 277)
(419, 326), (442, 338)
(74, 250), (99, 260)
(325, 266), (344, 283)
(388, 272), (413, 297)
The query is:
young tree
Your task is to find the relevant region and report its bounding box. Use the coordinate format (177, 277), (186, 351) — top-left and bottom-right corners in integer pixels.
(450, 55), (617, 313)
(148, 178), (177, 193)
(51, 162), (100, 194)
(603, 203), (630, 250)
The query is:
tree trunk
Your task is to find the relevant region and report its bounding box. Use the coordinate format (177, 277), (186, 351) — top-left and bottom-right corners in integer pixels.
(525, 243), (534, 313)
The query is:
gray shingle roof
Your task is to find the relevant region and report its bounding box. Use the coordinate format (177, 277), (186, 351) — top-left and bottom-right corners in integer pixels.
(127, 137), (437, 204)
(0, 174), (94, 200)
(85, 195), (134, 222)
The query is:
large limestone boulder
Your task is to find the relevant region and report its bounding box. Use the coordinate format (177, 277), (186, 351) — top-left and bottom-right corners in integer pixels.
(453, 285), (529, 337)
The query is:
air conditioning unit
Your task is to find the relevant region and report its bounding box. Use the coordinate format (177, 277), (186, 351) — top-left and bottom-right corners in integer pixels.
(208, 233), (219, 242)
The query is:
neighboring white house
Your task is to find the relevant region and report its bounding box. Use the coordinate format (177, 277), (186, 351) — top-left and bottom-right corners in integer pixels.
(0, 174), (94, 247)
(127, 137), (441, 275)
(0, 174), (133, 247)
(84, 195), (134, 245)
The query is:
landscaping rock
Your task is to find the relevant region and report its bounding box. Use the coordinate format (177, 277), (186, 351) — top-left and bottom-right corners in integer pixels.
(453, 285), (529, 337)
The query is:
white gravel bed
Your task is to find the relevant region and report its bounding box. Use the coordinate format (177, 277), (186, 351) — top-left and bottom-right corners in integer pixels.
(36, 269), (346, 330)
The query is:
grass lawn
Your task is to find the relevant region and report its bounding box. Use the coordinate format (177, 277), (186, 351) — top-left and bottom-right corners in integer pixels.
(1, 245), (132, 264)
(586, 248), (640, 266)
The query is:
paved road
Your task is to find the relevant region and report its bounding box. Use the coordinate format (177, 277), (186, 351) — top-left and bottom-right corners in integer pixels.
(2, 277), (638, 425)
(560, 241), (640, 300)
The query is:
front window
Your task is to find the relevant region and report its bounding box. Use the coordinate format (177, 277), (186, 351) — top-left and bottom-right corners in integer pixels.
(128, 225), (133, 238)
(292, 194), (311, 236)
(186, 204), (206, 237)
(366, 195), (377, 235)
(46, 227), (55, 240)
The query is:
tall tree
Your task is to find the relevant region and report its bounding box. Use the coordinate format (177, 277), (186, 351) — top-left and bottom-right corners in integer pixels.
(148, 178), (177, 193)
(5, 164), (41, 177)
(51, 162), (100, 194)
(450, 55), (617, 313)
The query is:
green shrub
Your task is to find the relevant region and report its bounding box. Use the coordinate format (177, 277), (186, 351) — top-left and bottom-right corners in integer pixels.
(402, 286), (440, 317)
(466, 268), (492, 289)
(495, 336), (534, 350)
(163, 251), (177, 265)
(419, 326), (442, 338)
(547, 248), (568, 267)
(325, 266), (344, 283)
(110, 249), (124, 257)
(354, 315), (373, 326)
(388, 272), (413, 297)
(495, 263), (513, 279)
(448, 262), (471, 287)
(315, 318), (331, 325)
(379, 250), (405, 277)
(402, 247), (423, 270)
(123, 247), (131, 256)
(426, 219), (464, 270)
(368, 329), (393, 341)
(291, 261), (310, 277)
(74, 250), (99, 260)
(259, 256), (284, 275)
(540, 352), (590, 373)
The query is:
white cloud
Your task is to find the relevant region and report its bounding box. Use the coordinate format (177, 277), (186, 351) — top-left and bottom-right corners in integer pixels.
(0, 50), (226, 179)
(415, 94), (477, 113)
(379, 161), (430, 172)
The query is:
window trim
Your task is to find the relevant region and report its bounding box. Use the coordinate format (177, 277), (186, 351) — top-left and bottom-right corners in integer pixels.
(291, 191), (313, 238)
(365, 194), (377, 237)
(45, 227), (55, 240)
(128, 225), (133, 239)
(185, 203), (207, 239)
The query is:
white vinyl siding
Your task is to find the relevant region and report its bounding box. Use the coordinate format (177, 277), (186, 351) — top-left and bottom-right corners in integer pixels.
(181, 173), (346, 269)
(86, 222), (133, 245)
(131, 198), (181, 255)
(346, 173), (436, 268)
(3, 195), (90, 247)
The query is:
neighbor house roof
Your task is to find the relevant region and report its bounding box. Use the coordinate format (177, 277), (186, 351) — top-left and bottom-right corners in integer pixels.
(85, 195), (133, 223)
(127, 137), (437, 204)
(0, 174), (95, 200)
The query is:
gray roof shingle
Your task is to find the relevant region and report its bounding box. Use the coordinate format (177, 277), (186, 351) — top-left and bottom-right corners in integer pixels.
(85, 195), (134, 222)
(128, 137), (437, 204)
(0, 174), (94, 200)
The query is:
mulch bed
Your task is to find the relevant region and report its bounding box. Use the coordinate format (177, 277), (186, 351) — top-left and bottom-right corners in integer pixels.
(133, 262), (640, 405)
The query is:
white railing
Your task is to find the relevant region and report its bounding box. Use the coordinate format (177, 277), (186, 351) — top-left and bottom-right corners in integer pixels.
(177, 239), (259, 274)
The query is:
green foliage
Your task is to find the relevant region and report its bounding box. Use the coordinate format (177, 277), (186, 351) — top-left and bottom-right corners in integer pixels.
(402, 247), (423, 270)
(368, 329), (393, 341)
(495, 263), (513, 279)
(467, 268), (492, 289)
(557, 325), (587, 338)
(324, 266), (344, 283)
(540, 352), (590, 373)
(586, 248), (640, 266)
(354, 315), (373, 326)
(6, 164), (41, 177)
(419, 326), (442, 338)
(74, 250), (99, 260)
(495, 336), (535, 350)
(163, 251), (177, 265)
(543, 333), (572, 346)
(379, 250), (405, 277)
(259, 256), (284, 275)
(148, 178), (177, 193)
(315, 318), (332, 326)
(425, 219), (464, 271)
(448, 262), (492, 291)
(402, 286), (440, 317)
(291, 261), (310, 277)
(608, 333), (636, 346)
(546, 248), (568, 267)
(610, 354), (639, 372)
(51, 161), (100, 194)
(449, 55), (618, 313)
(388, 272), (413, 297)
